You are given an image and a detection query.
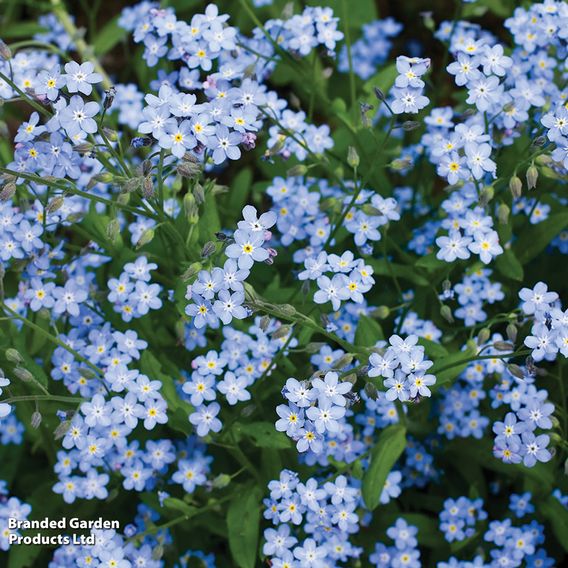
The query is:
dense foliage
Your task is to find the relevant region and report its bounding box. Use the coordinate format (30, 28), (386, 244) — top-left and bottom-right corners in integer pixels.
(1, 0), (568, 566)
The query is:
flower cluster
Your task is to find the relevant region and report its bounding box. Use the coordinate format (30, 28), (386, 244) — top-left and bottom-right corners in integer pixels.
(263, 470), (363, 565)
(368, 334), (437, 401)
(390, 56), (431, 115)
(185, 205), (275, 328)
(108, 256), (163, 322)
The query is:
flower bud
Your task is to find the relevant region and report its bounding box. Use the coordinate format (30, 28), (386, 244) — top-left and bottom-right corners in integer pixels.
(54, 420), (71, 440)
(277, 304), (297, 317)
(287, 165), (308, 177)
(477, 327), (491, 345)
(103, 86), (116, 110)
(181, 262), (202, 281)
(0, 39), (12, 60)
(479, 185), (494, 207)
(193, 182), (205, 205)
(497, 203), (510, 225)
(347, 146), (360, 169)
(31, 411), (42, 429)
(177, 161), (201, 179)
(304, 342), (326, 354)
(506, 323), (517, 343)
(402, 120), (421, 131)
(364, 382), (378, 400)
(272, 325), (292, 340)
(0, 182), (16, 201)
(102, 127), (118, 141)
(212, 474), (231, 489)
(13, 367), (33, 382)
(373, 87), (386, 101)
(46, 196), (65, 214)
(201, 241), (216, 258)
(106, 218), (121, 243)
(372, 305), (390, 319)
(526, 164), (538, 190)
(507, 364), (525, 380)
(123, 176), (143, 194)
(509, 175), (522, 198)
(494, 341), (513, 352)
(332, 354), (354, 370)
(117, 193), (130, 206)
(5, 348), (23, 364)
(259, 315), (271, 332)
(440, 304), (454, 324)
(142, 176), (154, 199)
(135, 228), (154, 249)
(342, 373), (357, 385)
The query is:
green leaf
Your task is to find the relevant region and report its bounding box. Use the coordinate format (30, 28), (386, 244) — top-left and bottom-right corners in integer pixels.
(93, 16), (128, 56)
(495, 249), (524, 281)
(236, 421), (291, 449)
(415, 253), (445, 271)
(355, 315), (384, 347)
(369, 259), (430, 287)
(228, 167), (252, 213)
(227, 485), (262, 568)
(417, 338), (449, 359)
(540, 496), (568, 552)
(8, 544), (43, 568)
(514, 212), (568, 265)
(163, 497), (198, 517)
(362, 424), (407, 510)
(430, 344), (477, 391)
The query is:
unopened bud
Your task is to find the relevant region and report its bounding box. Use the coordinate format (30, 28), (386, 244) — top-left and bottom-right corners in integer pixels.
(102, 127), (118, 141)
(507, 364), (525, 380)
(497, 203), (510, 225)
(479, 185), (494, 207)
(13, 367), (33, 382)
(509, 175), (522, 198)
(135, 228), (154, 249)
(152, 546), (164, 561)
(240, 404), (256, 417)
(181, 262), (202, 281)
(342, 373), (357, 385)
(142, 176), (154, 199)
(117, 193), (130, 206)
(526, 164), (538, 190)
(506, 323), (517, 343)
(201, 241), (216, 258)
(364, 382), (378, 400)
(304, 342), (326, 354)
(440, 304), (454, 324)
(402, 120), (421, 131)
(477, 328), (491, 345)
(373, 87), (386, 101)
(5, 348), (23, 364)
(123, 176), (143, 194)
(103, 86), (116, 110)
(177, 161), (201, 179)
(211, 184), (228, 196)
(287, 165), (308, 177)
(93, 172), (113, 184)
(54, 420), (71, 440)
(0, 39), (12, 60)
(347, 146), (360, 169)
(46, 196), (65, 213)
(106, 218), (121, 243)
(193, 182), (205, 205)
(259, 315), (271, 332)
(0, 182), (16, 201)
(31, 411), (42, 429)
(212, 474), (231, 489)
(494, 341), (513, 352)
(390, 156), (413, 170)
(183, 193), (197, 219)
(332, 354), (354, 370)
(277, 304), (297, 317)
(531, 135), (546, 148)
(372, 305), (390, 319)
(272, 325), (292, 340)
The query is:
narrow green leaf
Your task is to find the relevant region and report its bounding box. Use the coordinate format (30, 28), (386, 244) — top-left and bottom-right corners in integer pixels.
(227, 485), (262, 568)
(515, 213), (568, 264)
(495, 249), (524, 281)
(93, 16), (128, 55)
(355, 315), (384, 347)
(539, 496), (568, 552)
(362, 424), (407, 510)
(163, 497), (198, 517)
(237, 421), (291, 449)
